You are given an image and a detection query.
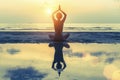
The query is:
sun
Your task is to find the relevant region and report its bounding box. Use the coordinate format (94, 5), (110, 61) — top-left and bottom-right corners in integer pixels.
(46, 8), (52, 15)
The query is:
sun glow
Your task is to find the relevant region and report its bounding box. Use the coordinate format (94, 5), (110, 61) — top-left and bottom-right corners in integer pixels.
(46, 8), (52, 15)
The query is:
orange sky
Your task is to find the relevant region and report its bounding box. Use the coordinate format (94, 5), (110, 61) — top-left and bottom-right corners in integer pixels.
(0, 0), (120, 23)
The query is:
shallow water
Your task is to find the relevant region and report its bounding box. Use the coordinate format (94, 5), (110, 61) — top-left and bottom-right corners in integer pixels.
(0, 43), (120, 80)
(0, 23), (120, 32)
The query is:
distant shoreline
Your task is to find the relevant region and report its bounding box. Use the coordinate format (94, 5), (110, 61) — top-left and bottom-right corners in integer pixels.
(0, 32), (120, 43)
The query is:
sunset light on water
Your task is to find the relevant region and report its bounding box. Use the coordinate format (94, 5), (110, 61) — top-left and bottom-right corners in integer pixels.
(0, 0), (120, 80)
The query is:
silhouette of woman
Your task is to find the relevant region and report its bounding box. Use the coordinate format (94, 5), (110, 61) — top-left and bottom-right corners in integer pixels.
(49, 42), (70, 76)
(50, 5), (69, 41)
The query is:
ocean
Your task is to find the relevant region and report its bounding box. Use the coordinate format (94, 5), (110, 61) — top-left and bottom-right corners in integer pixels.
(0, 23), (120, 32)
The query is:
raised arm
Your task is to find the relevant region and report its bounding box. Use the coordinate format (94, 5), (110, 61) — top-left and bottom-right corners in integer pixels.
(52, 62), (57, 71)
(60, 10), (67, 22)
(52, 10), (58, 21)
(62, 61), (66, 70)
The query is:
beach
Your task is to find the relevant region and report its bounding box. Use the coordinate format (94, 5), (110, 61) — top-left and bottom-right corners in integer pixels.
(0, 43), (120, 80)
(0, 23), (120, 80)
(0, 0), (120, 79)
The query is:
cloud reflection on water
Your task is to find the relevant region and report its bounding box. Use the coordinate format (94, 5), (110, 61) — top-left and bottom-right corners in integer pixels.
(0, 43), (120, 80)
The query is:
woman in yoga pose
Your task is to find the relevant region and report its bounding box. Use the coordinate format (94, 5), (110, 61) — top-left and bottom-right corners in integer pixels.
(50, 5), (69, 41)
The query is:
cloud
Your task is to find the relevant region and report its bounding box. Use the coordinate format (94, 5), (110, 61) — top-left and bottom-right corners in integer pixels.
(63, 49), (84, 58)
(68, 52), (84, 58)
(5, 67), (47, 80)
(64, 51), (120, 64)
(105, 57), (115, 64)
(91, 51), (119, 57)
(91, 52), (120, 64)
(91, 52), (105, 57)
(7, 48), (20, 55)
(72, 53), (84, 58)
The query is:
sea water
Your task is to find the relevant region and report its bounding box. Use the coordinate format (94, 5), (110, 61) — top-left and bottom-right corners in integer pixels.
(0, 23), (120, 32)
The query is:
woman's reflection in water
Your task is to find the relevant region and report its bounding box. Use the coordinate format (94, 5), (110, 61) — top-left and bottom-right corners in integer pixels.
(49, 42), (70, 77)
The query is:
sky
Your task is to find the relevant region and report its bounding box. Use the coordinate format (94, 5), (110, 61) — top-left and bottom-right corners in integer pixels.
(0, 0), (120, 23)
(0, 43), (120, 80)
